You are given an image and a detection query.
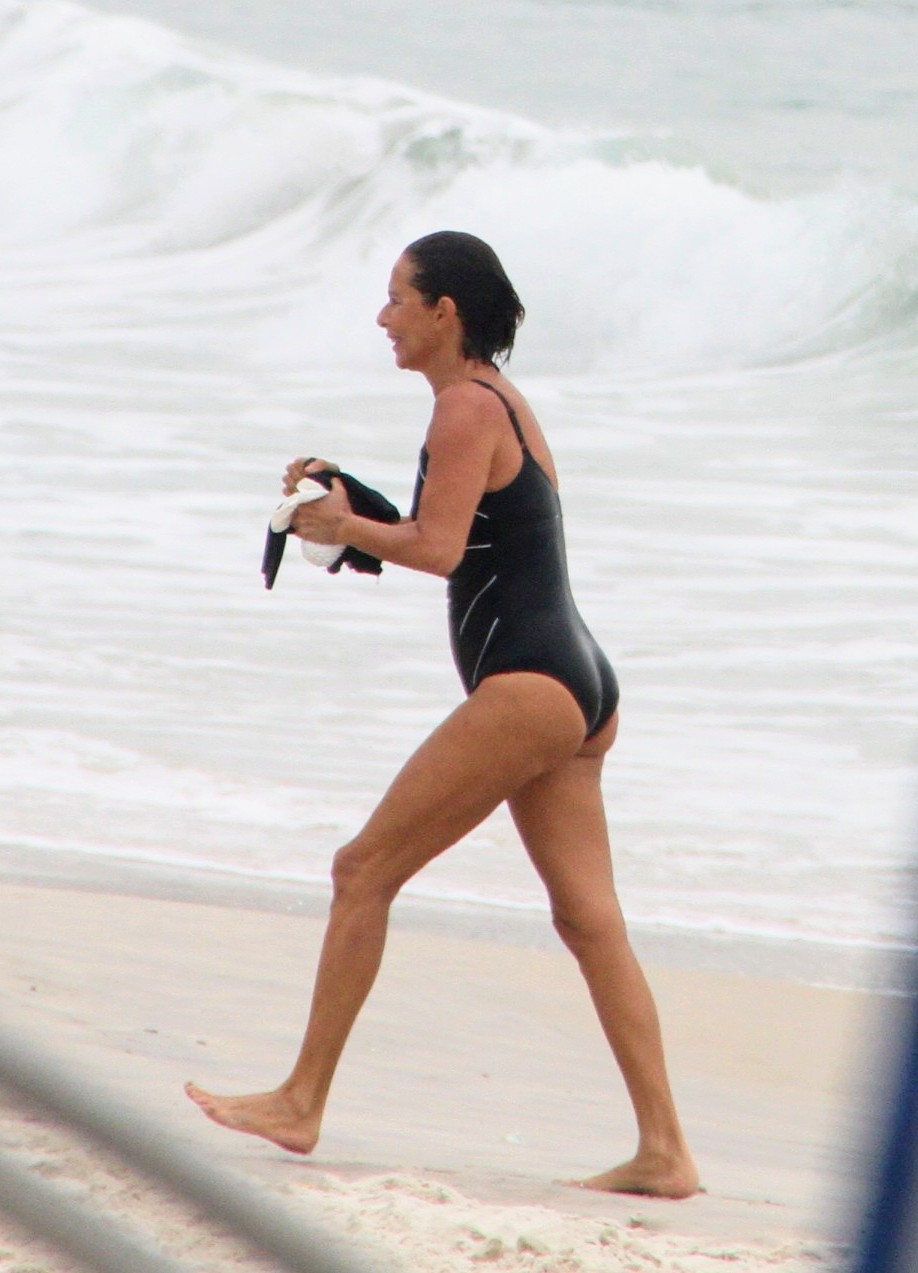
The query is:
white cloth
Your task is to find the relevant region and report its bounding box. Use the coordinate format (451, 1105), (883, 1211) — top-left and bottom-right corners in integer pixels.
(269, 479), (345, 569)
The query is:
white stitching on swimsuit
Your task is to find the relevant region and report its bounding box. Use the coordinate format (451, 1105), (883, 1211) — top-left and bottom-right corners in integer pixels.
(459, 574), (497, 638)
(471, 617), (500, 687)
(465, 543), (492, 550)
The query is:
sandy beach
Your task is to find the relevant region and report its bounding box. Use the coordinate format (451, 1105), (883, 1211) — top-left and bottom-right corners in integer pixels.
(0, 871), (890, 1272)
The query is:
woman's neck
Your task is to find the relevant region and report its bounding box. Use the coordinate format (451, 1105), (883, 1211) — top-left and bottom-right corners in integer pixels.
(425, 357), (497, 395)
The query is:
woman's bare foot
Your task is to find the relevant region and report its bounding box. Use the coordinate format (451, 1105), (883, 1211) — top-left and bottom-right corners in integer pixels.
(184, 1083), (320, 1154)
(570, 1148), (700, 1199)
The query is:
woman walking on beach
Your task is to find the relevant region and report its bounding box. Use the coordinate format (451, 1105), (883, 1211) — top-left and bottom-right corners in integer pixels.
(186, 231), (698, 1199)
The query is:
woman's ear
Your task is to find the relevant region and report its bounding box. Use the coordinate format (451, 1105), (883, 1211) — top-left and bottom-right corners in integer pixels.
(436, 295), (459, 322)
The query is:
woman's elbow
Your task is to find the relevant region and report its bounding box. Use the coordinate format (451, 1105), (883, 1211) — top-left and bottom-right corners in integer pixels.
(411, 528), (463, 577)
(425, 548), (462, 578)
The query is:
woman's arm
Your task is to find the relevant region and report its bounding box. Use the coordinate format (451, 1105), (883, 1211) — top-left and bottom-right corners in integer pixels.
(289, 383), (503, 578)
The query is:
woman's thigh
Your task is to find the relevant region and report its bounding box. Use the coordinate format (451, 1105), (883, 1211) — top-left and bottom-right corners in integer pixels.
(337, 672), (587, 898)
(508, 711), (623, 931)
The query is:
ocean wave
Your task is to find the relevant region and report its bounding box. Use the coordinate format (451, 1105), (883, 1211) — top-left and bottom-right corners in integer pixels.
(1, 0), (916, 373)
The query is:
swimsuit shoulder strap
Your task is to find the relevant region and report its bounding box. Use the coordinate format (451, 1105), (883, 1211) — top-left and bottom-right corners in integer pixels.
(470, 378), (528, 452)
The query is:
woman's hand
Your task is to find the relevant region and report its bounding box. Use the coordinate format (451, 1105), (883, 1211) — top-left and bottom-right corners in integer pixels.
(282, 456), (340, 497)
(289, 477), (352, 544)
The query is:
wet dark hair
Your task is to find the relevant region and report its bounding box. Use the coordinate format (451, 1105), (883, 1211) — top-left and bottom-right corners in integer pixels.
(404, 230), (525, 365)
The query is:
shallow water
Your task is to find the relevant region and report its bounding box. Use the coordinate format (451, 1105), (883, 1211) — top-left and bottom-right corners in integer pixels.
(1, 0), (916, 976)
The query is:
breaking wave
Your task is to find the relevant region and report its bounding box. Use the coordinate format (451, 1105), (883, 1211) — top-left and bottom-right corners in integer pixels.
(1, 0), (916, 374)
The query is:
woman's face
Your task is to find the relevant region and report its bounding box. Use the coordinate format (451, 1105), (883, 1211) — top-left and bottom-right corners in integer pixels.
(376, 254), (446, 371)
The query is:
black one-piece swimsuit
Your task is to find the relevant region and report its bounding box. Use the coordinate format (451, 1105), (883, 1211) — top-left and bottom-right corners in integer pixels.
(411, 381), (619, 738)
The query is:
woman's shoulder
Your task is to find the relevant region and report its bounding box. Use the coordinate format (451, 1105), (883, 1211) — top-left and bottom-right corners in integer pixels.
(430, 376), (512, 437)
(438, 375), (535, 424)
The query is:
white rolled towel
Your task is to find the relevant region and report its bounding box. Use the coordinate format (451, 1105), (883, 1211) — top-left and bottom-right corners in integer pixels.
(269, 479), (345, 569)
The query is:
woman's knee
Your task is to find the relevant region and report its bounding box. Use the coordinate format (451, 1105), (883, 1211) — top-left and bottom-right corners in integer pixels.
(551, 898), (626, 957)
(330, 837), (401, 908)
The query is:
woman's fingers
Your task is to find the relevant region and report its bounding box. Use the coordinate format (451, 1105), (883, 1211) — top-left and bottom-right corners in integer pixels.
(290, 478), (350, 543)
(282, 456), (339, 495)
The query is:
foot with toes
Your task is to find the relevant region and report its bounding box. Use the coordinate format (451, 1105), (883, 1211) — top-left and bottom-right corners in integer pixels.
(570, 1148), (700, 1199)
(184, 1083), (320, 1155)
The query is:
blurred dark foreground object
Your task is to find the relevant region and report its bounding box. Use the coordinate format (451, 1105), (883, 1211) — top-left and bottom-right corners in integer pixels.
(0, 1026), (373, 1273)
(849, 948), (918, 1271)
(261, 469), (401, 589)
